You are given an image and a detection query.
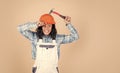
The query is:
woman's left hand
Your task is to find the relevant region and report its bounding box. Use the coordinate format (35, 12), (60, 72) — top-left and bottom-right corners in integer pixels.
(64, 16), (71, 24)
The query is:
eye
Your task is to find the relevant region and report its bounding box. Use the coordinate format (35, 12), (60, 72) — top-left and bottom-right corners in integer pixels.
(42, 25), (46, 29)
(48, 24), (52, 27)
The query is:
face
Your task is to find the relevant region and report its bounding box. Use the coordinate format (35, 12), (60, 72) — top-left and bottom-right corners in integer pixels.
(42, 24), (52, 36)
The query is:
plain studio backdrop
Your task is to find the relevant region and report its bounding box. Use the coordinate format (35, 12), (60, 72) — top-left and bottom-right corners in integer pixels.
(0, 0), (120, 73)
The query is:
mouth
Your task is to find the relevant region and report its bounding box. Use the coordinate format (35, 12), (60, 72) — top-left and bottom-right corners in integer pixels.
(43, 30), (51, 35)
(44, 30), (49, 33)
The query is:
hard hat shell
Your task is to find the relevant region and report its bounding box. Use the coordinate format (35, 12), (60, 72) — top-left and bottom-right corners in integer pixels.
(39, 14), (55, 24)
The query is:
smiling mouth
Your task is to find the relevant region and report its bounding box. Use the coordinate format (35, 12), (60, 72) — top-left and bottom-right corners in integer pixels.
(44, 30), (49, 33)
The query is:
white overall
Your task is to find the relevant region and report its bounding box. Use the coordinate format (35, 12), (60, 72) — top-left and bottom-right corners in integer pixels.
(33, 39), (59, 73)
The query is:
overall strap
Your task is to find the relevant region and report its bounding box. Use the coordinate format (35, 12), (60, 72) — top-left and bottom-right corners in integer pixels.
(39, 39), (43, 43)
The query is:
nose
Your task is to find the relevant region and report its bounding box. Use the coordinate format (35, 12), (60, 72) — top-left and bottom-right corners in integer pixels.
(45, 26), (49, 29)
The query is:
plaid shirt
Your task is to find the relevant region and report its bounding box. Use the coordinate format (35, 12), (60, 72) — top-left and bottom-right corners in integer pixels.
(17, 22), (79, 60)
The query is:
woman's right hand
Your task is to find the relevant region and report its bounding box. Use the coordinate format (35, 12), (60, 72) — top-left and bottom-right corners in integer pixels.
(37, 21), (45, 27)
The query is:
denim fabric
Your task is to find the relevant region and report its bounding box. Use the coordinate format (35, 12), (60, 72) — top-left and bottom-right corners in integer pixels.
(17, 22), (79, 60)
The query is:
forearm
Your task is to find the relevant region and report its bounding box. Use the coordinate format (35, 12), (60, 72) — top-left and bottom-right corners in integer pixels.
(17, 22), (38, 32)
(60, 23), (79, 44)
(66, 23), (79, 40)
(17, 22), (38, 40)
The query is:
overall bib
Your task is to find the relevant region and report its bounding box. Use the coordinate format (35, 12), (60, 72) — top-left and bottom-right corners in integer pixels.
(33, 39), (59, 73)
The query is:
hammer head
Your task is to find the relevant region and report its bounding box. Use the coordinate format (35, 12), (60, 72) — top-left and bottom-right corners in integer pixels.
(49, 8), (54, 14)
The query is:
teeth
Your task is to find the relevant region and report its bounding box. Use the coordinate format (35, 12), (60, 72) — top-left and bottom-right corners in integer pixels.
(45, 30), (49, 33)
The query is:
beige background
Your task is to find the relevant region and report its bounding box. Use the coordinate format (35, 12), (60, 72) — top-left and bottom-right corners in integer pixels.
(0, 0), (120, 73)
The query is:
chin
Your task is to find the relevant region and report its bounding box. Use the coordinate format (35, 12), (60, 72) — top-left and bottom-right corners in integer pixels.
(44, 33), (50, 36)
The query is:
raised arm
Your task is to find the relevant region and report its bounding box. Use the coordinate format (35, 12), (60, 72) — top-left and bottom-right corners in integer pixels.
(17, 22), (38, 41)
(59, 16), (79, 44)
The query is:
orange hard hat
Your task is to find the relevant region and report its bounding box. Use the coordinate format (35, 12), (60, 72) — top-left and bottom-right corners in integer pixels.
(39, 14), (55, 24)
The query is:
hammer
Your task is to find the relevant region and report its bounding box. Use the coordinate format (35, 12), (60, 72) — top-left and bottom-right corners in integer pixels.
(49, 9), (66, 19)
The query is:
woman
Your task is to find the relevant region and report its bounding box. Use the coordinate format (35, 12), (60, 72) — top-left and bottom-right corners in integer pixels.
(17, 14), (79, 73)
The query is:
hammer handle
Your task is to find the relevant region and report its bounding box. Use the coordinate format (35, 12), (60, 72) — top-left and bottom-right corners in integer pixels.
(52, 11), (66, 19)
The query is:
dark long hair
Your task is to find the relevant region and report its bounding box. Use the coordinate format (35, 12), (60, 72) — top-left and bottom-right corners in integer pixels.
(36, 24), (57, 40)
